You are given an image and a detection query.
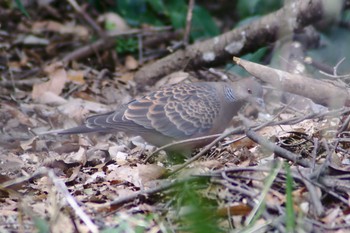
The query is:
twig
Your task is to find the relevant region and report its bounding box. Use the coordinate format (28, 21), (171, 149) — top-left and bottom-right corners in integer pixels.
(168, 126), (245, 175)
(62, 36), (115, 63)
(66, 0), (104, 36)
(138, 34), (143, 64)
(222, 103), (293, 146)
(337, 113), (350, 134)
(62, 26), (172, 63)
(302, 178), (324, 217)
(333, 57), (346, 76)
(243, 126), (311, 167)
(208, 68), (229, 81)
(309, 139), (331, 180)
(47, 169), (99, 233)
(311, 138), (319, 171)
(0, 168), (99, 233)
(296, 169), (349, 205)
(304, 218), (350, 231)
(144, 133), (222, 162)
(0, 168), (46, 188)
(0, 78), (43, 88)
(183, 0), (195, 45)
(220, 172), (258, 198)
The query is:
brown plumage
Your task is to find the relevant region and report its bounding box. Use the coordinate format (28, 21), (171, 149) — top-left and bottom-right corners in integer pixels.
(49, 78), (264, 149)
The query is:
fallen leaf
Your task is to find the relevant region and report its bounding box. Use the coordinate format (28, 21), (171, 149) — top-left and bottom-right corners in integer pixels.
(32, 21), (63, 33)
(21, 35), (49, 45)
(33, 91), (67, 105)
(32, 20), (89, 38)
(137, 164), (166, 184)
(32, 62), (68, 103)
(109, 145), (128, 164)
(57, 98), (110, 117)
(2, 103), (33, 126)
(63, 146), (87, 165)
(67, 70), (85, 84)
(217, 203), (252, 217)
(0, 153), (24, 174)
(119, 72), (134, 82)
(125, 55), (138, 70)
(20, 137), (37, 151)
(321, 207), (341, 224)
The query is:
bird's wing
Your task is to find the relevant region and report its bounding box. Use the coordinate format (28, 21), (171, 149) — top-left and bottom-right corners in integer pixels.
(124, 83), (221, 139)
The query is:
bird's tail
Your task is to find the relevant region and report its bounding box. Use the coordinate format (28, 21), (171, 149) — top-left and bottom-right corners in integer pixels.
(38, 126), (103, 136)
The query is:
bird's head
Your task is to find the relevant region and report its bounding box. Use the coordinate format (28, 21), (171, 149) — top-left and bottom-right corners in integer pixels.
(226, 78), (265, 110)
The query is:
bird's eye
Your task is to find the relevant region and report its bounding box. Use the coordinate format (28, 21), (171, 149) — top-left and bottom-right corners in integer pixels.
(247, 89), (252, 94)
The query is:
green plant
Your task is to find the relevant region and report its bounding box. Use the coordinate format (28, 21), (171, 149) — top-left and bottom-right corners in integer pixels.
(14, 0), (30, 18)
(115, 38), (138, 54)
(285, 162), (296, 232)
(91, 0), (219, 41)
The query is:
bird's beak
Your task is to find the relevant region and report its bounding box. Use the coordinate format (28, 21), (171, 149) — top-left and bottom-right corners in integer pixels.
(250, 97), (266, 112)
(256, 97), (265, 109)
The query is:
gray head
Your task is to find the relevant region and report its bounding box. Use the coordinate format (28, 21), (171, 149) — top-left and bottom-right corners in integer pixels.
(224, 78), (264, 108)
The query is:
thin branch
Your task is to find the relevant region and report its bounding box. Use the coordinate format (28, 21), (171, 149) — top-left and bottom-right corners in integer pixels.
(47, 169), (99, 233)
(243, 125), (311, 168)
(183, 0), (195, 45)
(168, 126), (245, 175)
(1, 168), (99, 233)
(66, 0), (104, 36)
(62, 26), (172, 63)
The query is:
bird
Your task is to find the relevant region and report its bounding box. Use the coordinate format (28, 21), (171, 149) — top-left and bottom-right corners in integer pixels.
(46, 78), (264, 152)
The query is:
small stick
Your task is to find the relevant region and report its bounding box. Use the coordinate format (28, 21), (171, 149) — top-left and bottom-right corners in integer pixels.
(183, 0), (195, 45)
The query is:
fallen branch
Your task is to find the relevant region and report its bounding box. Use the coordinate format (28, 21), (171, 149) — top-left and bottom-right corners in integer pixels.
(134, 0), (324, 86)
(62, 27), (172, 63)
(233, 57), (350, 108)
